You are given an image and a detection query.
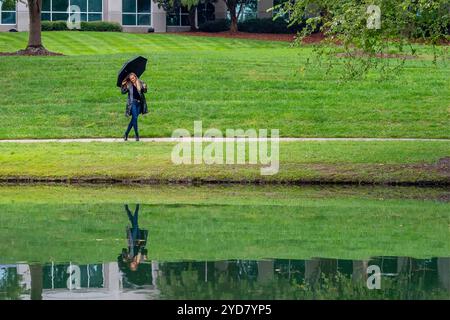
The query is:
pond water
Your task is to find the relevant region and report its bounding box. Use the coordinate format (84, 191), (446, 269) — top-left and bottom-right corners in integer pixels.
(0, 185), (448, 300)
(1, 257), (449, 300)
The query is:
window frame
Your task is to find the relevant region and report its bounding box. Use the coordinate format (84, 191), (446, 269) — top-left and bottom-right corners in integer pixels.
(0, 1), (17, 25)
(226, 0), (257, 22)
(166, 6), (190, 27)
(41, 0), (103, 22)
(122, 0), (152, 27)
(197, 2), (215, 25)
(238, 0), (257, 22)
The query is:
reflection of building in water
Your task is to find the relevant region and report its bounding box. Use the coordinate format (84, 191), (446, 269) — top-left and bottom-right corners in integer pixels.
(11, 261), (160, 300)
(157, 257), (450, 299)
(438, 258), (450, 292)
(1, 257), (449, 299)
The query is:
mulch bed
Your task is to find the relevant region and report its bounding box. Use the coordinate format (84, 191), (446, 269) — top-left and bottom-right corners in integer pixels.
(167, 31), (326, 44)
(0, 52), (63, 56)
(168, 31), (450, 48)
(336, 51), (417, 59)
(0, 47), (63, 56)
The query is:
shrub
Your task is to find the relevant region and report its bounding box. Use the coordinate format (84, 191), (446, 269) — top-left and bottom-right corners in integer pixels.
(41, 21), (122, 32)
(80, 21), (122, 32)
(237, 18), (302, 34)
(41, 20), (68, 31)
(409, 8), (450, 40)
(198, 19), (230, 32)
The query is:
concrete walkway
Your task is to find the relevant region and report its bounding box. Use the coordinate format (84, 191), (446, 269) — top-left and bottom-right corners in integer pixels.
(0, 137), (448, 143)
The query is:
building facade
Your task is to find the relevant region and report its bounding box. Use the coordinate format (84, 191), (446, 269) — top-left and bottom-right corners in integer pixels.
(0, 0), (274, 33)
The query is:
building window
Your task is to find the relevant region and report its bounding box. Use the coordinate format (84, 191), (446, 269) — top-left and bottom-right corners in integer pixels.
(41, 0), (103, 22)
(166, 5), (189, 27)
(122, 0), (151, 26)
(197, 2), (215, 26)
(226, 0), (257, 22)
(239, 0), (257, 21)
(0, 0), (16, 25)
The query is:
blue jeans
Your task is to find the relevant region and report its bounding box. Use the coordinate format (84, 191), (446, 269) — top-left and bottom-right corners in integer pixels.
(125, 101), (140, 138)
(125, 204), (140, 243)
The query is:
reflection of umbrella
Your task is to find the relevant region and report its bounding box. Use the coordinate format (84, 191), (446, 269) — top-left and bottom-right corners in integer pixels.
(117, 56), (147, 87)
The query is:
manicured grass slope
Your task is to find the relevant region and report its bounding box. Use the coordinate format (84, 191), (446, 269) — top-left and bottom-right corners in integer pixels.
(0, 141), (448, 183)
(0, 32), (448, 139)
(1, 184), (447, 204)
(0, 185), (448, 263)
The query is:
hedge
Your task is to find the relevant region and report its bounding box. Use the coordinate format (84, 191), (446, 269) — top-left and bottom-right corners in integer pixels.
(198, 19), (230, 32)
(79, 21), (122, 32)
(41, 21), (122, 32)
(41, 21), (67, 31)
(237, 18), (301, 34)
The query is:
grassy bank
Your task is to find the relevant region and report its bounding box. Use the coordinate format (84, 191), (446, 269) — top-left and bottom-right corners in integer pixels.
(0, 32), (449, 139)
(0, 185), (448, 263)
(0, 140), (448, 184)
(0, 184), (448, 204)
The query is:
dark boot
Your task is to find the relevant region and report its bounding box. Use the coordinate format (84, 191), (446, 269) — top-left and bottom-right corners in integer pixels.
(124, 133), (128, 141)
(135, 136), (140, 141)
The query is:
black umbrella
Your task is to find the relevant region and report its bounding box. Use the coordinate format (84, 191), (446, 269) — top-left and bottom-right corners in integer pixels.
(117, 56), (148, 87)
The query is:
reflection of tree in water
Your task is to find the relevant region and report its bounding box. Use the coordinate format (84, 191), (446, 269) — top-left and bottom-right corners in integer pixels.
(0, 266), (22, 300)
(234, 260), (259, 281)
(30, 264), (43, 300)
(157, 258), (450, 300)
(389, 257), (445, 299)
(0, 264), (46, 300)
(1, 257), (448, 299)
(157, 261), (262, 300)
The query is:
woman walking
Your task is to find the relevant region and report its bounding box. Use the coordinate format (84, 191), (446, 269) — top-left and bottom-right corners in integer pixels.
(121, 72), (148, 141)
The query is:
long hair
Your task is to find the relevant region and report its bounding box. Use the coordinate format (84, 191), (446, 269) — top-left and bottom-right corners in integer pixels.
(127, 72), (142, 92)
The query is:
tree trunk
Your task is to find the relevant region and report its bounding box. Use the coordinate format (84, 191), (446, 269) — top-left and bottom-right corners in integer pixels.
(16, 0), (54, 54)
(27, 0), (44, 49)
(26, 0), (48, 54)
(224, 1), (238, 33)
(13, 0), (61, 55)
(230, 12), (238, 33)
(223, 0), (237, 33)
(188, 7), (197, 32)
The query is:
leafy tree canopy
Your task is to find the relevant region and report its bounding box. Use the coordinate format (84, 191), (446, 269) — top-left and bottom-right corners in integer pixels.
(272, 0), (450, 78)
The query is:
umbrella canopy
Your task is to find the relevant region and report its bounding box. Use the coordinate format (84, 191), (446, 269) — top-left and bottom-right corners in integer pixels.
(117, 56), (148, 87)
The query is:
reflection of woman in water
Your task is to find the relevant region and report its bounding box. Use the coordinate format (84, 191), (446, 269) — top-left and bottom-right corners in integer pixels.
(125, 204), (148, 271)
(118, 204), (149, 282)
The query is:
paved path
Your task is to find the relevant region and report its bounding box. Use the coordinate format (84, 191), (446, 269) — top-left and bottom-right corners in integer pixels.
(0, 137), (448, 143)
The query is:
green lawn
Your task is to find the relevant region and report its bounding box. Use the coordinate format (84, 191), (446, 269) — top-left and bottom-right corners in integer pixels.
(0, 185), (448, 263)
(0, 32), (449, 139)
(0, 140), (448, 184)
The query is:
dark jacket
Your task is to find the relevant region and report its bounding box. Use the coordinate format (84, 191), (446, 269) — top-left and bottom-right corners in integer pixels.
(121, 79), (148, 117)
